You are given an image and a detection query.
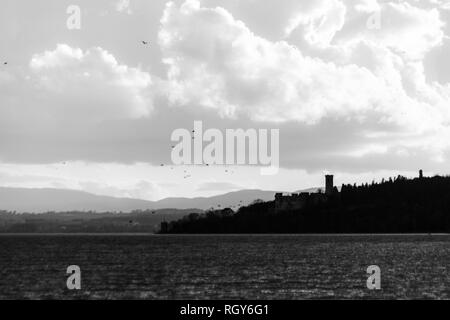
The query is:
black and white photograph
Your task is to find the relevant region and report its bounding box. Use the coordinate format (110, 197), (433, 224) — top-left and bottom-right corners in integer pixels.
(0, 0), (449, 308)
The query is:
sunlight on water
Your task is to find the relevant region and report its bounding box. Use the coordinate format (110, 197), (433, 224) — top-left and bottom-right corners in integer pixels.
(0, 235), (448, 299)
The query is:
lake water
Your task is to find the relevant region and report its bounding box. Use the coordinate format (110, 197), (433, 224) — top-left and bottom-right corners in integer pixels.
(0, 234), (448, 299)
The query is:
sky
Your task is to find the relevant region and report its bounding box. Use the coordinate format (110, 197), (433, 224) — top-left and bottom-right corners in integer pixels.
(1, 0), (450, 200)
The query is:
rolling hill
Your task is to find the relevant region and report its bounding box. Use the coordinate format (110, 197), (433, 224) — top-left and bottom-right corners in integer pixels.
(0, 187), (280, 213)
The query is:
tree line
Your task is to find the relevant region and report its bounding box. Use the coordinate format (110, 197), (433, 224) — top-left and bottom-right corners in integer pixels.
(160, 175), (450, 233)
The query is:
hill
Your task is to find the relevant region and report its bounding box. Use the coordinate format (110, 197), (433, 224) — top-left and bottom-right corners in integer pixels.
(160, 175), (450, 234)
(0, 209), (200, 233)
(0, 187), (279, 213)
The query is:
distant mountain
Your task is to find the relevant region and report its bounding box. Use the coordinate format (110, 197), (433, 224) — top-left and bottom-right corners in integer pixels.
(0, 187), (280, 213)
(154, 189), (278, 211)
(0, 187), (154, 213)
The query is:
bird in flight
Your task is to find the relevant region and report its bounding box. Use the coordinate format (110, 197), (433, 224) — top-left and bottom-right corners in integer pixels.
(142, 41), (149, 45)
(3, 62), (7, 65)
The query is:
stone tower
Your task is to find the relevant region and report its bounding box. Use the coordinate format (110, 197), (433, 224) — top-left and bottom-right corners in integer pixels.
(325, 175), (334, 195)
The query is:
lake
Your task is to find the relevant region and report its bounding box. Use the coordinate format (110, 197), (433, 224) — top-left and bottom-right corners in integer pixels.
(0, 234), (448, 299)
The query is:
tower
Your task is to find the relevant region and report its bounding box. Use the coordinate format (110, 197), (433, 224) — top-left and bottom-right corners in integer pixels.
(419, 169), (423, 179)
(325, 175), (334, 195)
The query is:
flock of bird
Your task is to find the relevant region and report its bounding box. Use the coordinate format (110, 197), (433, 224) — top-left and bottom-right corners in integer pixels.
(136, 43), (241, 212)
(161, 127), (242, 211)
(162, 127), (236, 177)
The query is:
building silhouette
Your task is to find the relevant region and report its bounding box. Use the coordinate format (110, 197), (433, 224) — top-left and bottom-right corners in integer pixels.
(325, 175), (334, 195)
(274, 174), (337, 213)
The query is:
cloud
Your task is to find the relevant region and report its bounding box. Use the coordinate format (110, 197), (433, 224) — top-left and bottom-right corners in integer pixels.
(157, 0), (450, 169)
(335, 1), (445, 59)
(283, 0), (346, 44)
(160, 1), (446, 126)
(0, 44), (159, 163)
(115, 0), (132, 14)
(201, 0), (347, 42)
(0, 44), (153, 133)
(28, 44), (153, 119)
(1, 0), (450, 179)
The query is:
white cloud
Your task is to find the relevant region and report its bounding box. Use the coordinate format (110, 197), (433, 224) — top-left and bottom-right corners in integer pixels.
(284, 0), (346, 45)
(336, 1), (445, 59)
(1, 44), (154, 141)
(115, 0), (132, 14)
(160, 1), (445, 125)
(26, 44), (153, 120)
(0, 44), (159, 164)
(158, 0), (450, 164)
